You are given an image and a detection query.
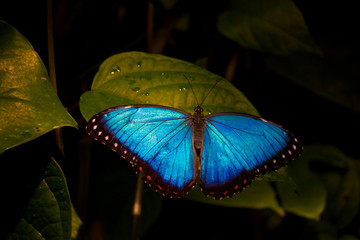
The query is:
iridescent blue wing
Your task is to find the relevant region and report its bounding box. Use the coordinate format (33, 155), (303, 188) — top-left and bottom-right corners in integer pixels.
(86, 105), (197, 198)
(200, 113), (302, 199)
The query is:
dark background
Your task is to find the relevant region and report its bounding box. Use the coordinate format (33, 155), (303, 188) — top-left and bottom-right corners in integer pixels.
(1, 0), (360, 239)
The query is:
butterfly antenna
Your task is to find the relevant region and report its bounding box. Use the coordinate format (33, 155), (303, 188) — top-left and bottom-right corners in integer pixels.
(199, 78), (222, 106)
(183, 74), (200, 106)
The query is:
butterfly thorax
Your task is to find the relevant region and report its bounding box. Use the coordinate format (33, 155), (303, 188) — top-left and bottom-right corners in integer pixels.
(193, 106), (205, 152)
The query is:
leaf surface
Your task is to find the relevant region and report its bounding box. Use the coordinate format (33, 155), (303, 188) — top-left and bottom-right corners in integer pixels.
(0, 21), (77, 154)
(8, 158), (72, 240)
(217, 0), (322, 56)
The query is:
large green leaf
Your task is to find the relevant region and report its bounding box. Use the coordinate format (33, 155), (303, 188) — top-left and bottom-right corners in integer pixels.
(0, 21), (77, 154)
(311, 145), (360, 230)
(290, 146), (360, 238)
(187, 181), (285, 216)
(217, 0), (360, 112)
(80, 51), (295, 212)
(8, 157), (72, 240)
(276, 147), (327, 220)
(217, 0), (322, 56)
(80, 51), (259, 120)
(265, 54), (360, 112)
(277, 145), (360, 222)
(187, 166), (295, 215)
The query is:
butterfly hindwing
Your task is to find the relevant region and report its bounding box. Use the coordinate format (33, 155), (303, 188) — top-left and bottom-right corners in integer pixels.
(200, 113), (302, 199)
(86, 105), (197, 197)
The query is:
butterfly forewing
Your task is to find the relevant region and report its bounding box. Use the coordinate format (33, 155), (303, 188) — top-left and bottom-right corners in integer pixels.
(86, 105), (197, 197)
(200, 113), (302, 200)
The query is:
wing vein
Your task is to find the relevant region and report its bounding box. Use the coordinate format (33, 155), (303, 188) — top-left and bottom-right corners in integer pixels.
(206, 121), (248, 171)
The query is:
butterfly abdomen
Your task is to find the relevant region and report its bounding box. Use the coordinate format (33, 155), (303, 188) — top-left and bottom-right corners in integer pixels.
(192, 107), (205, 151)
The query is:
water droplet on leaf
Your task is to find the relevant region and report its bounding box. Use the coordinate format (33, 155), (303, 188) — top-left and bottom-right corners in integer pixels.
(110, 65), (121, 75)
(178, 86), (187, 91)
(132, 87), (140, 93)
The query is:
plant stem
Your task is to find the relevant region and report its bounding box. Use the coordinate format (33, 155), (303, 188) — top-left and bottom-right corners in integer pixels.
(47, 0), (57, 92)
(47, 0), (64, 155)
(131, 174), (144, 240)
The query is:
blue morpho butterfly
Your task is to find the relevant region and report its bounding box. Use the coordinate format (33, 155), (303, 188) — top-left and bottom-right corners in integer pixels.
(86, 78), (302, 200)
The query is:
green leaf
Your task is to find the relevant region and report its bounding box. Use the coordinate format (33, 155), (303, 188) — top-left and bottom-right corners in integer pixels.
(80, 51), (299, 210)
(257, 166), (295, 184)
(310, 145), (360, 230)
(265, 54), (360, 112)
(7, 219), (45, 240)
(0, 21), (77, 154)
(277, 145), (360, 223)
(217, 0), (322, 56)
(79, 51), (259, 120)
(187, 181), (285, 216)
(9, 158), (72, 240)
(187, 166), (296, 214)
(276, 146), (327, 220)
(71, 206), (82, 240)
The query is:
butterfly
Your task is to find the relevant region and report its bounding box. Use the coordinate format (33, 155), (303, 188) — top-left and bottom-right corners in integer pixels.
(86, 81), (302, 200)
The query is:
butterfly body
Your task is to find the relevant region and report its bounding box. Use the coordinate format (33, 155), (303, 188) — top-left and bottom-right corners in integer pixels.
(86, 104), (302, 200)
(192, 106), (205, 152)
